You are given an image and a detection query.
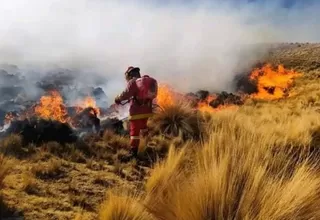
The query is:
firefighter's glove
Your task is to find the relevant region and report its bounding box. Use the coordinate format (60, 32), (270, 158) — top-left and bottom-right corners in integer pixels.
(114, 96), (121, 105)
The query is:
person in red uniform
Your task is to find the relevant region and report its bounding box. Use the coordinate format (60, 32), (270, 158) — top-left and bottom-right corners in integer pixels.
(114, 66), (158, 158)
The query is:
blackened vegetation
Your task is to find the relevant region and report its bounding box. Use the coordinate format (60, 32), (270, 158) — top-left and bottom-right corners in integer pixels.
(186, 90), (210, 105)
(234, 74), (258, 95)
(72, 107), (101, 133)
(100, 118), (126, 135)
(195, 90), (210, 101)
(188, 90), (244, 109)
(209, 92), (244, 108)
(68, 107), (125, 135)
(232, 61), (270, 94)
(3, 117), (77, 145)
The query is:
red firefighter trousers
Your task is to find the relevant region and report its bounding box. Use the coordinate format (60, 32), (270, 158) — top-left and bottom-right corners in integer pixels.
(129, 118), (149, 151)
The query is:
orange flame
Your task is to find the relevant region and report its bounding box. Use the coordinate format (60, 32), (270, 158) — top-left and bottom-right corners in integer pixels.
(250, 64), (302, 100)
(34, 91), (69, 123)
(196, 95), (239, 113)
(156, 84), (182, 108)
(155, 84), (235, 113)
(4, 112), (15, 125)
(197, 95), (216, 113)
(75, 96), (100, 116)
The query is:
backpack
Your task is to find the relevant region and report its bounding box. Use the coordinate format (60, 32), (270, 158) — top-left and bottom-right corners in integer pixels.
(135, 75), (158, 101)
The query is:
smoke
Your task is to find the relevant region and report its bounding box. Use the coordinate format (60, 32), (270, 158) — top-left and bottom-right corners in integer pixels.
(0, 0), (319, 102)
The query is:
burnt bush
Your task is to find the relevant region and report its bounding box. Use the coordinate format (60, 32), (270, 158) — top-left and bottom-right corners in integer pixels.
(100, 117), (126, 135)
(4, 117), (77, 145)
(234, 73), (258, 94)
(209, 91), (244, 108)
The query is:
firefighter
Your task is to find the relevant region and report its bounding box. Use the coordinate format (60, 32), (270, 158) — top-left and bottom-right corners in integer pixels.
(114, 66), (158, 159)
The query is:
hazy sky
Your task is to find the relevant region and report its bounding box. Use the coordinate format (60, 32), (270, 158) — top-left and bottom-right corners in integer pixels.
(155, 0), (316, 8)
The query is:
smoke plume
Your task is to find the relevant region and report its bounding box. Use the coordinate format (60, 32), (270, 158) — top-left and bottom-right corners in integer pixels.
(0, 0), (319, 102)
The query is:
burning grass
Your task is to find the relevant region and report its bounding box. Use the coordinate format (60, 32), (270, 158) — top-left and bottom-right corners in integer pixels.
(34, 90), (69, 123)
(249, 64), (302, 100)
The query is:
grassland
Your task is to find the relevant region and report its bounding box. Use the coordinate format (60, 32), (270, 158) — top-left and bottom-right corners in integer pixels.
(1, 43), (320, 219)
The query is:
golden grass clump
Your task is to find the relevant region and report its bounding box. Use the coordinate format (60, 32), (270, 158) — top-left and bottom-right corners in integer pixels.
(148, 102), (205, 141)
(99, 191), (154, 220)
(146, 118), (320, 219)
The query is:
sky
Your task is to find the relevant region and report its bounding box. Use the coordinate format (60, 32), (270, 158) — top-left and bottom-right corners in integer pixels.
(144, 0), (316, 9)
(248, 0), (314, 8)
(0, 0), (318, 102)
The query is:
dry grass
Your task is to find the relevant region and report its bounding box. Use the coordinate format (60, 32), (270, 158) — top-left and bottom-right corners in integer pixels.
(0, 134), (23, 156)
(0, 155), (11, 188)
(266, 43), (320, 73)
(99, 191), (154, 220)
(100, 112), (320, 219)
(21, 171), (40, 195)
(31, 158), (64, 179)
(148, 102), (206, 141)
(0, 154), (13, 218)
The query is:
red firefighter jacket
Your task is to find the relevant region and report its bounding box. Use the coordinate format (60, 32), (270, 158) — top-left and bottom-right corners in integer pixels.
(116, 76), (154, 120)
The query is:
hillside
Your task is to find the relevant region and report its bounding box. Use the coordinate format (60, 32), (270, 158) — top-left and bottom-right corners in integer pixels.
(1, 43), (320, 220)
(267, 43), (320, 74)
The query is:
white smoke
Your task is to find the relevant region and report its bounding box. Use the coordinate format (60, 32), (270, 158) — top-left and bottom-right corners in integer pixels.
(0, 0), (319, 103)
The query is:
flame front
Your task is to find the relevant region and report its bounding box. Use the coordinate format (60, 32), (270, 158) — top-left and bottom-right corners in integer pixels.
(156, 84), (179, 108)
(197, 95), (239, 113)
(76, 96), (100, 116)
(2, 64), (301, 127)
(34, 91), (69, 123)
(197, 95), (216, 113)
(155, 85), (238, 113)
(250, 64), (302, 100)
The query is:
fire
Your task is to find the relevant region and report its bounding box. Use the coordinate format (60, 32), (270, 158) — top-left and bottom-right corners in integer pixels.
(4, 112), (17, 125)
(75, 96), (100, 116)
(197, 95), (216, 113)
(0, 64), (300, 130)
(34, 91), (69, 123)
(156, 84), (180, 108)
(155, 84), (238, 113)
(250, 64), (302, 100)
(196, 95), (239, 113)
